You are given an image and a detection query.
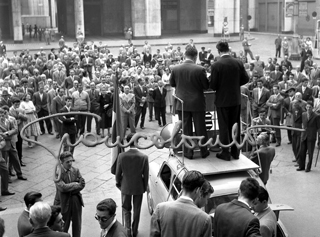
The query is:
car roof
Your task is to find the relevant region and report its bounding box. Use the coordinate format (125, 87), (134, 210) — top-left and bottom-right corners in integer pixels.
(173, 153), (259, 176)
(205, 171), (251, 196)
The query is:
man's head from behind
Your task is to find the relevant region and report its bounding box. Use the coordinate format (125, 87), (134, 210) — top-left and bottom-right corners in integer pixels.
(238, 178), (260, 204)
(194, 179), (214, 208)
(184, 47), (198, 62)
(216, 41), (229, 54)
(253, 186), (269, 212)
(24, 191), (42, 210)
(182, 170), (205, 201)
(29, 202), (51, 228)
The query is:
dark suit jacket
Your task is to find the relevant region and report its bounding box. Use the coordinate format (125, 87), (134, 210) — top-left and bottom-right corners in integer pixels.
(214, 199), (261, 237)
(63, 76), (80, 91)
(17, 210), (33, 237)
(210, 55), (249, 107)
(87, 89), (100, 112)
(252, 87), (270, 109)
(134, 85), (148, 108)
(52, 96), (65, 115)
(270, 71), (283, 82)
(199, 51), (208, 62)
(106, 220), (127, 237)
(301, 111), (320, 141)
(32, 91), (49, 112)
(81, 57), (93, 72)
(115, 149), (149, 195)
(170, 60), (209, 111)
(60, 107), (77, 135)
(266, 93), (283, 118)
(152, 87), (167, 108)
(25, 226), (70, 237)
(296, 86), (313, 103)
(55, 166), (85, 214)
(251, 147), (275, 184)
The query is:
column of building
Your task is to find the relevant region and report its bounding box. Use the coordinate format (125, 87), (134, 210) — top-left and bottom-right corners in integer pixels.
(12, 0), (23, 43)
(131, 0), (161, 38)
(213, 0), (240, 36)
(74, 0), (85, 38)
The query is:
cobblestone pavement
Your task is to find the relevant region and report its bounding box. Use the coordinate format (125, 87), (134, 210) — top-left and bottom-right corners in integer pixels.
(1, 32), (320, 236)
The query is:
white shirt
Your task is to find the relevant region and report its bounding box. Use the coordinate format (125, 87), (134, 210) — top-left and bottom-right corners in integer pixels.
(100, 218), (116, 237)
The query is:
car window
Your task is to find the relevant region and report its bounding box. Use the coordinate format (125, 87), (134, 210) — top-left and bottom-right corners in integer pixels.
(170, 175), (182, 200)
(160, 164), (171, 190)
(205, 193), (238, 214)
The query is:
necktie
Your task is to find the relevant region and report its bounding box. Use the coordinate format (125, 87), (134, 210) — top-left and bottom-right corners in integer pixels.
(307, 113), (310, 120)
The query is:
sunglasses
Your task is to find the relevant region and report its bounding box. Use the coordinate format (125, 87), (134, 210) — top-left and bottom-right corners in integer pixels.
(95, 214), (113, 223)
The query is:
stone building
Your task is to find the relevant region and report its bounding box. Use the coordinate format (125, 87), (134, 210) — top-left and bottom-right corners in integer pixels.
(0, 0), (208, 43)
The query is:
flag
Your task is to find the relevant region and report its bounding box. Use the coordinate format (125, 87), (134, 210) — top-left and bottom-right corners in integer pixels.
(110, 72), (124, 175)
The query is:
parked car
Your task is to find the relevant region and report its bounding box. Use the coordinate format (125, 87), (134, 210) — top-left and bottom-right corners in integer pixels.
(147, 153), (293, 237)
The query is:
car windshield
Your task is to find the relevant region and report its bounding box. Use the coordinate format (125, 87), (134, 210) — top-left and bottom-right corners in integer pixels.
(204, 193), (238, 214)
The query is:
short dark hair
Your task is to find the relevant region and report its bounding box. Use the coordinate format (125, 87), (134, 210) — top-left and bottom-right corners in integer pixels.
(11, 97), (21, 104)
(59, 151), (73, 162)
(256, 79), (263, 84)
(47, 205), (61, 227)
(96, 198), (117, 216)
(199, 180), (214, 198)
(1, 105), (9, 111)
(182, 170), (205, 192)
(185, 47), (198, 58)
(257, 186), (269, 202)
(273, 85), (279, 89)
(239, 178), (260, 201)
(24, 191), (42, 207)
(216, 41), (229, 53)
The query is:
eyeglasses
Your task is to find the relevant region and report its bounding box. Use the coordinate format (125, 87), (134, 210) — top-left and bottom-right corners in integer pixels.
(95, 214), (113, 223)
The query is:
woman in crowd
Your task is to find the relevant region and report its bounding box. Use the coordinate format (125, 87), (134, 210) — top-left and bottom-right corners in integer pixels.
(162, 67), (173, 114)
(99, 85), (113, 137)
(19, 93), (41, 147)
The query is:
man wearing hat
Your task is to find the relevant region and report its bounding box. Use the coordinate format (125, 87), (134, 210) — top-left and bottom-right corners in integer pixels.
(199, 47), (207, 65)
(297, 102), (320, 172)
(0, 90), (12, 108)
(283, 87), (296, 144)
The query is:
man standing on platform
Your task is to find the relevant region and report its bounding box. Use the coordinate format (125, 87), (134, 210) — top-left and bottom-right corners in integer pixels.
(170, 47), (210, 159)
(116, 133), (149, 237)
(210, 41), (249, 161)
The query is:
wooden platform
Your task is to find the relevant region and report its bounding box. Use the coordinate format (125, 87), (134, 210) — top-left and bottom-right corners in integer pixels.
(175, 152), (259, 176)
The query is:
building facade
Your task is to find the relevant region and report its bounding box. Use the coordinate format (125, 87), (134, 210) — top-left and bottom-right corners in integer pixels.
(0, 0), (208, 43)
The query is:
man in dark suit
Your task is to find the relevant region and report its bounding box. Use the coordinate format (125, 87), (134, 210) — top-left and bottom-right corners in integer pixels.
(296, 78), (313, 103)
(26, 201), (70, 237)
(95, 198), (127, 237)
(60, 97), (77, 154)
(297, 102), (320, 172)
(81, 53), (93, 79)
(17, 192), (43, 237)
(250, 132), (275, 185)
(52, 88), (65, 139)
(199, 47), (207, 65)
(210, 41), (249, 160)
(55, 151), (85, 237)
(33, 83), (53, 135)
(251, 79), (270, 118)
(213, 178), (261, 237)
(170, 46), (210, 159)
(300, 46), (312, 72)
(116, 133), (149, 237)
(266, 85), (284, 146)
(63, 69), (79, 95)
(134, 78), (148, 129)
(86, 82), (100, 135)
(152, 81), (167, 127)
(150, 171), (212, 237)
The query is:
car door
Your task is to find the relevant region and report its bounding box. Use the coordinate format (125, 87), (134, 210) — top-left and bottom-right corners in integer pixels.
(153, 163), (172, 206)
(269, 204), (294, 237)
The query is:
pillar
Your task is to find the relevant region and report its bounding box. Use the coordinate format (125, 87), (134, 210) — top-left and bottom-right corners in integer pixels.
(50, 0), (57, 28)
(12, 0), (23, 43)
(74, 0), (85, 38)
(199, 0), (208, 32)
(248, 0), (256, 29)
(131, 0), (161, 38)
(283, 0), (294, 33)
(213, 0), (240, 36)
